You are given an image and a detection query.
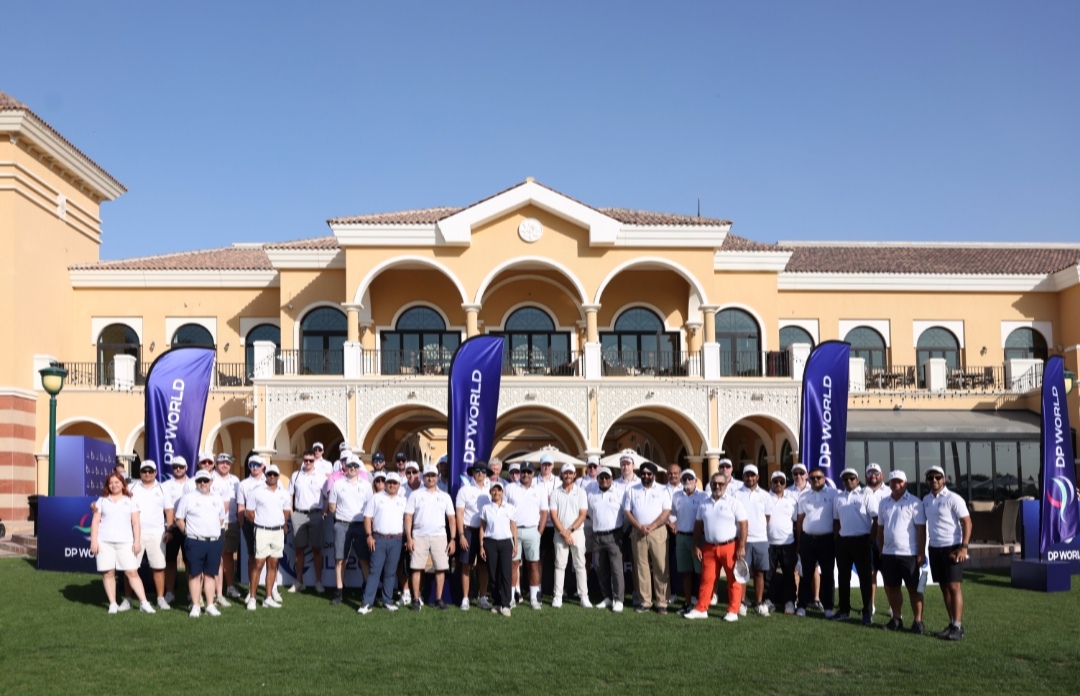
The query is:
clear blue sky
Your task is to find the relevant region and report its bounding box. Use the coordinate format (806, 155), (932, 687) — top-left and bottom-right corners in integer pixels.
(6, 1), (1079, 259)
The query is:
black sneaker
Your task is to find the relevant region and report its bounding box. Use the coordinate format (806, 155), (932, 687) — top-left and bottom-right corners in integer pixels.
(410, 600), (422, 612)
(830, 612), (850, 621)
(435, 600), (449, 611)
(885, 617), (903, 631)
(945, 625), (965, 641)
(934, 625), (954, 639)
(679, 603), (694, 615)
(910, 621), (925, 635)
(634, 605), (651, 614)
(331, 590), (343, 606)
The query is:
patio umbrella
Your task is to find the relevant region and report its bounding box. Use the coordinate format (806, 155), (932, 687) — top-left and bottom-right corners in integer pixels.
(598, 449), (649, 469)
(505, 445), (586, 466)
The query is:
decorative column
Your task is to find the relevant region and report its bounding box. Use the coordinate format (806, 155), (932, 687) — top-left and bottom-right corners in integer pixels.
(342, 303), (362, 343)
(582, 304), (602, 379)
(700, 305), (720, 380)
(463, 303), (482, 338)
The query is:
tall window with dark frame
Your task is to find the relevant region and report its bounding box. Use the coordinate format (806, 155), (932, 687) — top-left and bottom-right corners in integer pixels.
(779, 326), (815, 351)
(1004, 327), (1048, 361)
(172, 323), (215, 348)
(600, 307), (680, 374)
(844, 326), (887, 370)
(916, 327), (960, 387)
(717, 308), (760, 376)
(300, 307), (346, 375)
(244, 324), (280, 382)
(493, 307), (572, 375)
(380, 306), (460, 375)
(97, 323), (140, 387)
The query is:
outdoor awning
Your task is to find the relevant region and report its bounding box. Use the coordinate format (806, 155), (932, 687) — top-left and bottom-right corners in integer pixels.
(847, 409), (1042, 440)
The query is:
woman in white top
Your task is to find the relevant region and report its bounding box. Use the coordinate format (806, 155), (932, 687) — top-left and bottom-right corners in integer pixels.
(479, 481), (518, 617)
(90, 472), (156, 615)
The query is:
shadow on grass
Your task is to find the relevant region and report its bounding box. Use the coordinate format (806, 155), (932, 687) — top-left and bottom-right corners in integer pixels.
(962, 568), (1012, 588)
(61, 579), (105, 608)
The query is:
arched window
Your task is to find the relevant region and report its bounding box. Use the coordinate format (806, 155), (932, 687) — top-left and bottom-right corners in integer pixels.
(717, 308), (760, 376)
(844, 327), (887, 370)
(1004, 328), (1048, 361)
(380, 306), (460, 375)
(780, 326), (815, 350)
(600, 308), (680, 374)
(172, 323), (214, 348)
(917, 327), (960, 386)
(494, 307), (571, 375)
(245, 324), (280, 380)
(97, 323), (140, 387)
(300, 307), (346, 374)
(757, 445), (768, 470)
(780, 440), (794, 475)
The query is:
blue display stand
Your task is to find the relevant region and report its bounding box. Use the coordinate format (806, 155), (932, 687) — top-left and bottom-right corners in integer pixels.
(54, 435), (117, 497)
(1011, 499), (1080, 592)
(1011, 559), (1072, 592)
(37, 495), (98, 574)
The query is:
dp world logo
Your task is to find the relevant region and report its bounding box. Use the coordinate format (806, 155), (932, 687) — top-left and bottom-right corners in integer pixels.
(72, 513), (92, 542)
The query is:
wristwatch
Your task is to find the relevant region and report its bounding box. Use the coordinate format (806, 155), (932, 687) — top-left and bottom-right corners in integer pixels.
(960, 543), (969, 549)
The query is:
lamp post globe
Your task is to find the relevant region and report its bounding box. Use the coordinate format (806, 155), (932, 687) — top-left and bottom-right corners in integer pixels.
(38, 364), (68, 496)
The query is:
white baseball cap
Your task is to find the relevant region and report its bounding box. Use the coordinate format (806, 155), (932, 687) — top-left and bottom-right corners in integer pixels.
(265, 464), (281, 475)
(561, 463), (577, 474)
(680, 469), (698, 481)
(925, 466), (945, 477)
(312, 442), (324, 450)
(718, 458), (733, 468)
(619, 451), (635, 463)
(385, 472), (402, 483)
(841, 468), (860, 478)
(171, 456), (188, 468)
(194, 470), (213, 482)
(372, 470), (387, 480)
(346, 455), (362, 467)
(866, 462), (882, 474)
(743, 464), (759, 476)
(339, 449), (353, 460)
(540, 454), (555, 465)
(597, 466), (613, 478)
(248, 455), (265, 467)
(404, 461), (420, 472)
(771, 471), (787, 482)
(489, 480), (504, 491)
(791, 463), (807, 473)
(423, 465), (439, 476)
(140, 460), (157, 472)
(508, 463), (521, 472)
(198, 451), (215, 463)
(586, 455), (600, 466)
(888, 470), (908, 483)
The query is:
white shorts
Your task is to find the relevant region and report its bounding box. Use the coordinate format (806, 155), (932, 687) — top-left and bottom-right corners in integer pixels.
(136, 536), (167, 570)
(255, 528), (285, 559)
(96, 540), (139, 572)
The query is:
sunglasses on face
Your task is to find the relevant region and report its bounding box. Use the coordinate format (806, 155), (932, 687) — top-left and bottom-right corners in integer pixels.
(587, 464), (598, 468)
(842, 476), (858, 481)
(793, 471), (806, 476)
(598, 474), (612, 480)
(303, 459), (315, 464)
(197, 480), (211, 485)
(710, 482), (724, 489)
(172, 466), (186, 470)
(266, 473), (279, 477)
(926, 474), (944, 481)
(809, 475), (824, 481)
(140, 469), (155, 474)
(345, 464), (360, 469)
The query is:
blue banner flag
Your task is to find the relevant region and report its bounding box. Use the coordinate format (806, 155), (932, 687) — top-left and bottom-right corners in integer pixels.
(799, 341), (850, 487)
(144, 347), (216, 480)
(1040, 356), (1079, 556)
(446, 336), (504, 502)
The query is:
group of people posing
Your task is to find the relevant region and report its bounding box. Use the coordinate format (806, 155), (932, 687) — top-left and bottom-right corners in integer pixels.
(88, 442), (972, 639)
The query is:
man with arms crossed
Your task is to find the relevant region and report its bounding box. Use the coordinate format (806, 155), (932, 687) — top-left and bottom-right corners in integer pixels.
(505, 462), (549, 609)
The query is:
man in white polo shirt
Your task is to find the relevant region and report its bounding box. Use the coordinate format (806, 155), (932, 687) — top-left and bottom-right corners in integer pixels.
(327, 454), (372, 606)
(128, 460), (172, 611)
(246, 464), (292, 610)
(456, 462), (493, 611)
(735, 464), (771, 616)
(923, 465), (971, 641)
(671, 469), (707, 614)
(874, 470), (926, 634)
(290, 448), (328, 594)
(161, 455), (190, 605)
(235, 454), (267, 601)
(357, 472), (408, 614)
(588, 466), (626, 612)
(864, 462), (890, 613)
(765, 471), (798, 615)
(506, 463), (549, 609)
(833, 467), (876, 625)
(684, 470), (748, 622)
(550, 463), (591, 608)
(405, 465), (456, 611)
(624, 461), (672, 614)
(213, 453), (242, 602)
(795, 466), (838, 618)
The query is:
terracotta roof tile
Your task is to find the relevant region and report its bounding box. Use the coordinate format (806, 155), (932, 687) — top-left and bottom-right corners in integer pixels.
(0, 89), (126, 194)
(597, 207), (731, 227)
(263, 236), (340, 250)
(328, 207), (463, 225)
(783, 245), (1080, 275)
(71, 246), (272, 271)
(720, 234), (786, 252)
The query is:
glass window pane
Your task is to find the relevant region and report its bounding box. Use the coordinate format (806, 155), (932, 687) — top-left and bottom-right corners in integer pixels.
(917, 441), (943, 498)
(780, 326), (814, 350)
(944, 441), (969, 501)
(1019, 442), (1040, 498)
(846, 440), (867, 473)
(892, 441), (916, 483)
(969, 442), (994, 502)
(173, 324), (214, 347)
(867, 442), (890, 477)
(615, 308), (662, 332)
(995, 442), (1019, 500)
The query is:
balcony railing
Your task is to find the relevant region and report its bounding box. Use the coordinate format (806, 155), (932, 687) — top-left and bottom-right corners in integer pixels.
(865, 365), (919, 391)
(59, 362), (104, 388)
(717, 350), (790, 377)
(379, 348), (453, 376)
(503, 348), (581, 377)
(603, 350), (700, 377)
(275, 349), (344, 376)
(864, 363), (1040, 393)
(215, 362), (252, 387)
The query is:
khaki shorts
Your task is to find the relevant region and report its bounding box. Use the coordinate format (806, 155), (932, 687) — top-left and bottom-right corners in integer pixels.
(255, 528), (285, 559)
(411, 535), (450, 572)
(136, 535), (168, 570)
(222, 522), (241, 554)
(97, 540), (139, 572)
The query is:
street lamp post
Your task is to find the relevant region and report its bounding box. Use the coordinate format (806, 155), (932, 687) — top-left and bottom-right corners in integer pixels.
(38, 364), (68, 496)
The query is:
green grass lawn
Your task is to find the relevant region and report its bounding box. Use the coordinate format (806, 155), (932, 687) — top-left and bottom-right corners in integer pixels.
(1, 558), (1078, 695)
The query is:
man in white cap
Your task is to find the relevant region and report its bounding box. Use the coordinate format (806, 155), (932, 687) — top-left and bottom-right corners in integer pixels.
(671, 468), (707, 613)
(505, 462), (549, 609)
(786, 461), (818, 606)
(311, 442), (331, 475)
(535, 453), (559, 595)
(246, 464), (292, 609)
(183, 452), (218, 494)
(624, 461), (672, 614)
(716, 458), (743, 493)
(864, 462), (889, 611)
(175, 470), (226, 617)
(405, 465), (456, 611)
(289, 448), (328, 594)
(833, 467), (875, 625)
(734, 463), (771, 616)
(588, 466), (626, 611)
(765, 471), (798, 614)
(874, 470), (926, 633)
(684, 470), (748, 622)
(507, 462), (523, 487)
(327, 454), (372, 605)
(795, 466), (838, 617)
(161, 455), (190, 605)
(213, 453), (242, 604)
(357, 471), (408, 614)
(127, 459), (173, 610)
(550, 463), (591, 608)
(612, 451), (640, 604)
(236, 454), (267, 601)
(395, 461), (423, 606)
(578, 455), (601, 493)
(922, 465), (971, 640)
(455, 462), (493, 610)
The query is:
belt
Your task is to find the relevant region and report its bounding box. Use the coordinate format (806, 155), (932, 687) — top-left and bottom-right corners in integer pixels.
(518, 525), (537, 529)
(295, 508), (320, 514)
(594, 528), (619, 535)
(373, 532), (403, 539)
(677, 531), (694, 536)
(187, 534), (219, 542)
(803, 532), (832, 539)
(256, 525), (284, 531)
(708, 538), (736, 545)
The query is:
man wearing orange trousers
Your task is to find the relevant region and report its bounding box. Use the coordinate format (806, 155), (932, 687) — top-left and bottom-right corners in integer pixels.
(684, 470), (748, 622)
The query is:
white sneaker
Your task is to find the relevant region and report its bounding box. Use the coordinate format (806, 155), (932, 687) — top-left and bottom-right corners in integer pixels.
(226, 586), (242, 599)
(756, 604), (770, 617)
(107, 603), (119, 614)
(795, 607), (807, 617)
(315, 582), (325, 593)
(356, 604), (372, 615)
(824, 609), (835, 619)
(117, 599), (132, 612)
(551, 595), (563, 609)
(530, 598), (542, 610)
(400, 589), (412, 605)
(263, 598), (281, 609)
(139, 601), (156, 614)
(246, 598), (257, 611)
(164, 592), (175, 604)
(271, 588), (283, 603)
(684, 609), (709, 620)
(500, 606), (512, 617)
(205, 604), (221, 617)
(580, 596), (593, 608)
(460, 598), (470, 611)
(477, 596), (492, 611)
(289, 582), (303, 594)
(711, 594), (719, 606)
(156, 596), (172, 610)
(216, 596), (231, 608)
(600, 598), (613, 609)
(612, 601), (624, 613)
(723, 612), (739, 622)
(738, 604), (747, 617)
(189, 606), (201, 618)
(784, 601), (795, 615)
(385, 604), (398, 612)
(764, 599), (775, 611)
